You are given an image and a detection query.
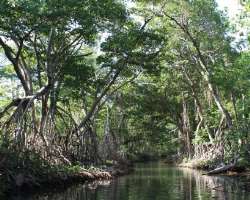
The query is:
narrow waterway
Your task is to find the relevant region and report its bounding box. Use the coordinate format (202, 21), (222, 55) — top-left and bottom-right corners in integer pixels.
(12, 162), (250, 200)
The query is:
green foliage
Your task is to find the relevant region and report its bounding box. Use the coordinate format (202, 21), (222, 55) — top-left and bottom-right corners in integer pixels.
(193, 128), (210, 145)
(0, 0), (250, 184)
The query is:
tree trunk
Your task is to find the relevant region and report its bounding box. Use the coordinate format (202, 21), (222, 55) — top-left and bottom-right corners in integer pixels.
(182, 94), (192, 159)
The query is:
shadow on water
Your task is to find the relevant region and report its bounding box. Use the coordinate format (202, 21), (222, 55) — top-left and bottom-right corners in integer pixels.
(11, 162), (250, 200)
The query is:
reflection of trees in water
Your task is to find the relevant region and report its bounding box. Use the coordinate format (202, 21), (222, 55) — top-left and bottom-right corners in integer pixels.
(180, 168), (250, 200)
(16, 167), (250, 200)
(28, 180), (112, 200)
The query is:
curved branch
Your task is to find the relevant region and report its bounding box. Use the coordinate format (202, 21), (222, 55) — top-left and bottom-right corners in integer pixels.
(0, 85), (51, 120)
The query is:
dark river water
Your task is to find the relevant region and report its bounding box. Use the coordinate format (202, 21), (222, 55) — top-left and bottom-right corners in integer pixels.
(12, 162), (250, 200)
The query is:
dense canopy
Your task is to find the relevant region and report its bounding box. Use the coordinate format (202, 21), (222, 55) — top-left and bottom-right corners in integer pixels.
(0, 0), (250, 196)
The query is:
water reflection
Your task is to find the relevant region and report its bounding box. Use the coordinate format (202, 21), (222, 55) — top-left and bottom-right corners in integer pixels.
(12, 162), (250, 200)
